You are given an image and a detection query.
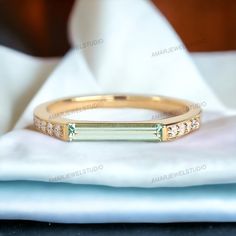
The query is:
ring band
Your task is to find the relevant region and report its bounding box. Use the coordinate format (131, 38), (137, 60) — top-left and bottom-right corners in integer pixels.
(33, 94), (201, 142)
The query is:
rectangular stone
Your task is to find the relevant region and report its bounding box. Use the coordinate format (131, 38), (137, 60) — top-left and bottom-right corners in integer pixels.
(68, 123), (162, 141)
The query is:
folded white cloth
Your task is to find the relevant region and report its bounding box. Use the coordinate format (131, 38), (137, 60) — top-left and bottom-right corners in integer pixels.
(0, 0), (236, 222)
(192, 51), (236, 109)
(0, 46), (58, 134)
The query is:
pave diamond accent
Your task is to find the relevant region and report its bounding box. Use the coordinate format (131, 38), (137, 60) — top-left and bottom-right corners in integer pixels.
(34, 116), (64, 139)
(167, 125), (178, 138)
(34, 117), (40, 129)
(167, 116), (200, 140)
(191, 118), (200, 130)
(47, 123), (54, 136)
(185, 120), (192, 133)
(40, 121), (47, 133)
(54, 124), (62, 138)
(177, 122), (186, 136)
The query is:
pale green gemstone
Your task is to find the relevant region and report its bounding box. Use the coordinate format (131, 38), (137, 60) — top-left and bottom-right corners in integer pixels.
(68, 124), (76, 140)
(68, 123), (163, 142)
(155, 124), (163, 141)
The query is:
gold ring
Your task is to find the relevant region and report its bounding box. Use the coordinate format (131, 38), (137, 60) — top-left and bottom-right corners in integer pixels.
(33, 94), (201, 142)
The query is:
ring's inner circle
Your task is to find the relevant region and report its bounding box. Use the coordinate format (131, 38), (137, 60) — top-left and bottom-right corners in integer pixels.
(47, 95), (189, 120)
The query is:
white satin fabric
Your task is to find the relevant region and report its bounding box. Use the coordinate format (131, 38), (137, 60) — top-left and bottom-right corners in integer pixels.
(0, 0), (236, 222)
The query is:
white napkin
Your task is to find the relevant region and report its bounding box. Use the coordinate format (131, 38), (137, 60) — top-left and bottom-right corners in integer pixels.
(0, 0), (236, 222)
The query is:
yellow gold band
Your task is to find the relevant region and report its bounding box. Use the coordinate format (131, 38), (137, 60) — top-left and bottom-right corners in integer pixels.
(33, 94), (201, 142)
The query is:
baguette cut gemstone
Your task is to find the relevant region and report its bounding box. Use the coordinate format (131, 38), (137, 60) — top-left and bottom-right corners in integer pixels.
(154, 124), (163, 141)
(68, 123), (163, 141)
(68, 124), (76, 140)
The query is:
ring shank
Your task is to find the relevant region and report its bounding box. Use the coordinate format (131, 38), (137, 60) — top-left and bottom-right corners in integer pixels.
(47, 95), (189, 116)
(33, 95), (201, 142)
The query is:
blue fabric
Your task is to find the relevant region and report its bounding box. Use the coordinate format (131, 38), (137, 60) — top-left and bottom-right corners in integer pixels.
(1, 181), (236, 223)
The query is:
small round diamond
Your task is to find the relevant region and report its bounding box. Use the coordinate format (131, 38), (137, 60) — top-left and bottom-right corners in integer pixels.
(168, 125), (178, 138)
(191, 118), (200, 129)
(54, 124), (62, 138)
(34, 117), (40, 129)
(185, 121), (192, 133)
(40, 120), (47, 133)
(47, 123), (54, 136)
(178, 123), (186, 136)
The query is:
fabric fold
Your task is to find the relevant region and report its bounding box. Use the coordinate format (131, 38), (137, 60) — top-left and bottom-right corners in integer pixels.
(1, 181), (236, 223)
(69, 0), (226, 112)
(0, 46), (58, 134)
(0, 113), (235, 187)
